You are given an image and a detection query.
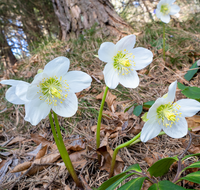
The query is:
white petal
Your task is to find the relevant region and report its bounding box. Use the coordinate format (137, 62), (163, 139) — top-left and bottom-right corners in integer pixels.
(115, 35), (136, 52)
(130, 47), (153, 71)
(141, 118), (162, 142)
(15, 83), (30, 102)
(103, 63), (119, 89)
(5, 87), (26, 104)
(169, 4), (180, 15)
(118, 70), (139, 88)
(27, 72), (48, 100)
(156, 9), (162, 19)
(43, 56), (70, 77)
(52, 91), (78, 117)
(162, 117), (188, 138)
(1, 79), (26, 86)
(147, 97), (165, 119)
(24, 99), (51, 125)
(176, 99), (200, 117)
(161, 15), (171, 23)
(98, 42), (116, 63)
(163, 80), (177, 103)
(63, 71), (92, 93)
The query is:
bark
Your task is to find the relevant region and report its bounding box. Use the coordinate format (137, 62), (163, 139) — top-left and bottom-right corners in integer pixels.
(52, 0), (133, 41)
(0, 28), (17, 65)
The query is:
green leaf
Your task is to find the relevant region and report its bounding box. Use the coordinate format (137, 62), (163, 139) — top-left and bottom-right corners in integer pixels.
(97, 172), (127, 190)
(181, 86), (200, 100)
(143, 101), (155, 108)
(148, 180), (186, 190)
(182, 153), (200, 161)
(148, 157), (178, 177)
(105, 173), (133, 190)
(133, 105), (143, 116)
(183, 161), (200, 171)
(126, 163), (142, 173)
(184, 61), (199, 81)
(118, 177), (146, 190)
(177, 82), (188, 90)
(124, 103), (137, 113)
(180, 171), (200, 184)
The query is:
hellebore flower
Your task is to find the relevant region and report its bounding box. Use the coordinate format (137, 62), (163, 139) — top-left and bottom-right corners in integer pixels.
(98, 35), (153, 89)
(156, 0), (180, 23)
(1, 56), (92, 125)
(141, 81), (200, 142)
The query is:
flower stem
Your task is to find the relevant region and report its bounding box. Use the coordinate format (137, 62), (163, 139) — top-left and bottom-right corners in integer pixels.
(109, 132), (141, 178)
(49, 112), (82, 188)
(96, 86), (109, 163)
(109, 130), (167, 178)
(163, 22), (166, 61)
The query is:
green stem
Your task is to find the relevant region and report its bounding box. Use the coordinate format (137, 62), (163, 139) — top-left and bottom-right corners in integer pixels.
(163, 22), (166, 61)
(49, 112), (82, 187)
(96, 86), (109, 163)
(109, 131), (167, 178)
(109, 132), (141, 178)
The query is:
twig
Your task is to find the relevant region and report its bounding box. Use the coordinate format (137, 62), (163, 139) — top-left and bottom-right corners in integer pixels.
(44, 166), (61, 190)
(172, 131), (192, 183)
(10, 163), (58, 190)
(79, 175), (93, 190)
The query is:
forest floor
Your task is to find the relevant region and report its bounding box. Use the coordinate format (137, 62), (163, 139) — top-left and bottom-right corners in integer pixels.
(0, 12), (200, 190)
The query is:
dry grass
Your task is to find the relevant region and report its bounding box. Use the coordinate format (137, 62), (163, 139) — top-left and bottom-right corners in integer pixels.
(0, 9), (200, 190)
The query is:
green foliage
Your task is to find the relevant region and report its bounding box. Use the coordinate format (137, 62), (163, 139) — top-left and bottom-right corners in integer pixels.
(177, 82), (200, 101)
(133, 105), (143, 116)
(118, 177), (146, 190)
(98, 164), (142, 190)
(184, 61), (199, 81)
(148, 156), (178, 177)
(183, 161), (200, 171)
(148, 180), (186, 190)
(180, 171), (200, 184)
(143, 101), (155, 108)
(182, 153), (200, 161)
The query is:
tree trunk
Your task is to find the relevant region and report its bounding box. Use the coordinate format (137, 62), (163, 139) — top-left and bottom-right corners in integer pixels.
(52, 0), (133, 41)
(0, 28), (17, 65)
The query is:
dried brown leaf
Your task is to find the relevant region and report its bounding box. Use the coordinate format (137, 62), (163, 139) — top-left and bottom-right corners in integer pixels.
(7, 136), (25, 146)
(11, 162), (32, 173)
(35, 145), (47, 159)
(31, 134), (53, 147)
(96, 87), (117, 111)
(97, 135), (124, 175)
(186, 116), (200, 131)
(66, 139), (85, 151)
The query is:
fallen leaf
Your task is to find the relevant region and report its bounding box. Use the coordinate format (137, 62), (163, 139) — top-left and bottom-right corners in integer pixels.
(35, 145), (47, 159)
(186, 116), (200, 132)
(31, 134), (53, 147)
(7, 136), (25, 146)
(66, 139), (85, 151)
(97, 135), (124, 175)
(26, 143), (43, 156)
(0, 159), (12, 181)
(96, 87), (117, 111)
(11, 162), (32, 173)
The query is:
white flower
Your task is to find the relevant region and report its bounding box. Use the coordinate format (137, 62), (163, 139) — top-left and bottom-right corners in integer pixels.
(98, 35), (153, 89)
(141, 81), (200, 142)
(156, 0), (180, 23)
(1, 56), (92, 125)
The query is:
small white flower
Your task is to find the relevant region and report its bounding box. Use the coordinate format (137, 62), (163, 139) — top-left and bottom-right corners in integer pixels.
(98, 35), (153, 89)
(1, 56), (92, 125)
(141, 81), (200, 142)
(156, 0), (180, 23)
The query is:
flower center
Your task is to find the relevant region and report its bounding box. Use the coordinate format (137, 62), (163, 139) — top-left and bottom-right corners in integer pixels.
(160, 4), (170, 15)
(156, 103), (182, 127)
(37, 76), (69, 106)
(113, 49), (135, 75)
